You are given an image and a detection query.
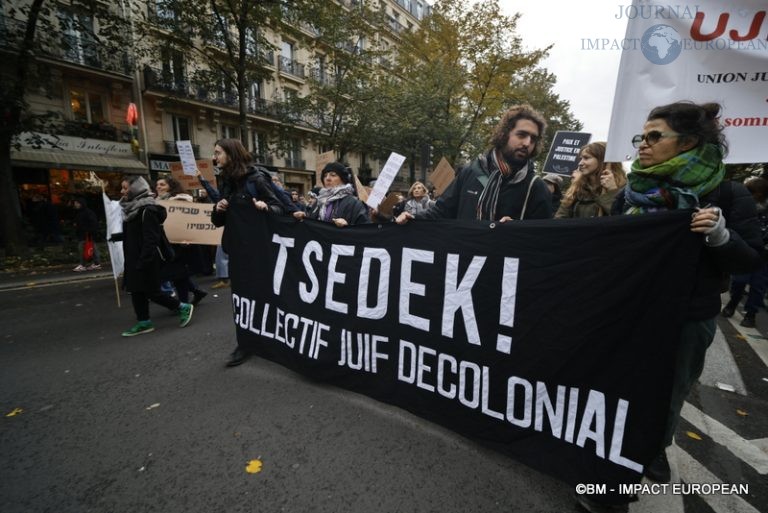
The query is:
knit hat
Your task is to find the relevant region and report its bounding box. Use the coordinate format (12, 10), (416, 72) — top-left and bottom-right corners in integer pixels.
(321, 162), (352, 185)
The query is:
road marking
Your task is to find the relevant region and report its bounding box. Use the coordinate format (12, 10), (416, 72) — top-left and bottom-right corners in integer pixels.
(681, 402), (768, 475)
(725, 313), (768, 369)
(0, 275), (113, 292)
(672, 445), (760, 513)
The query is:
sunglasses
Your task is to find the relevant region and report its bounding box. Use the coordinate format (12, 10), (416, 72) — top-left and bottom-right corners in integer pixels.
(631, 130), (681, 148)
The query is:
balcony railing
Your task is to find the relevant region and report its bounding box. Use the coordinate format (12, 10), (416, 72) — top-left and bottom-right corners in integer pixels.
(308, 67), (336, 86)
(278, 56), (305, 79)
(163, 140), (200, 157)
(0, 15), (133, 76)
(61, 120), (122, 142)
(144, 65), (191, 96)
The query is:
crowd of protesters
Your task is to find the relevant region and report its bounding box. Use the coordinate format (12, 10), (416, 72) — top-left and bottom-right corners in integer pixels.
(54, 101), (765, 513)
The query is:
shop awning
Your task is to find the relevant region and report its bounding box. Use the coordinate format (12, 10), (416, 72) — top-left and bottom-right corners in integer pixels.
(12, 149), (148, 173)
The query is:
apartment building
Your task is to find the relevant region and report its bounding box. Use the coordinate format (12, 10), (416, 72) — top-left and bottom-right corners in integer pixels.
(2, 0), (431, 215)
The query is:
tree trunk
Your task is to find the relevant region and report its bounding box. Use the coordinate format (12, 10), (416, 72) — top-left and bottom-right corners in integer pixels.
(0, 0), (45, 256)
(0, 132), (26, 256)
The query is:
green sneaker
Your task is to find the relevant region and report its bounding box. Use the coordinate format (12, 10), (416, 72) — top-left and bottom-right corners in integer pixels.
(179, 303), (194, 327)
(122, 321), (155, 337)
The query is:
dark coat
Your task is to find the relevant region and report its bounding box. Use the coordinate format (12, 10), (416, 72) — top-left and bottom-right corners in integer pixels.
(120, 204), (169, 293)
(74, 206), (99, 241)
(613, 180), (764, 320)
(211, 166), (284, 228)
(308, 194), (370, 225)
(416, 151), (552, 221)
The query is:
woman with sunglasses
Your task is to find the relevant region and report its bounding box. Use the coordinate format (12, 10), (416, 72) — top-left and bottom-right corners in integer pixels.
(611, 102), (763, 488)
(555, 141), (626, 218)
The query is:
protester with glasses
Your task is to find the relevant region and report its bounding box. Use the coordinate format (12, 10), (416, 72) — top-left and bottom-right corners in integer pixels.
(609, 102), (763, 491)
(555, 141), (626, 218)
(395, 104), (552, 223)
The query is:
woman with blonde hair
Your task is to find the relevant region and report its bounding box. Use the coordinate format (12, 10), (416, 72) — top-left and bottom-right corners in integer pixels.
(555, 142), (625, 218)
(403, 181), (435, 215)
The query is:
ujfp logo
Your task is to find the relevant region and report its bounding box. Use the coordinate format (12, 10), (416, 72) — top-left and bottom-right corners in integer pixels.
(641, 24), (683, 64)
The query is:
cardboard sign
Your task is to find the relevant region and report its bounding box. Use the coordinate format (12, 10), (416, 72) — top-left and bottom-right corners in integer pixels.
(176, 140), (197, 176)
(366, 152), (406, 209)
(377, 192), (404, 216)
(428, 157), (455, 197)
(315, 150), (336, 187)
(169, 160), (216, 191)
(157, 200), (223, 245)
(352, 172), (369, 204)
(542, 131), (592, 176)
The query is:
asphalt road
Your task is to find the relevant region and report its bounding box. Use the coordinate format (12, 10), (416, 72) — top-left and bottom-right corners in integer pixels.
(0, 276), (573, 513)
(2, 276), (766, 513)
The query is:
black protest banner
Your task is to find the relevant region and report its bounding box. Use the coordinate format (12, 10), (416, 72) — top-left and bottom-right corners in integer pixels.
(225, 205), (700, 498)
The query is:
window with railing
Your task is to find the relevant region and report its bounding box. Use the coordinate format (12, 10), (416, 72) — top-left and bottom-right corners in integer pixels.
(160, 48), (187, 93)
(278, 56), (305, 78)
(58, 10), (100, 68)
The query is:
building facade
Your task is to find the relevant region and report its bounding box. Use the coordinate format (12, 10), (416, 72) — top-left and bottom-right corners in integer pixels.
(1, 0), (431, 229)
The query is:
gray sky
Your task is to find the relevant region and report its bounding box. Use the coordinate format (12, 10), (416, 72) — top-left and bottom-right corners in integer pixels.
(504, 0), (629, 141)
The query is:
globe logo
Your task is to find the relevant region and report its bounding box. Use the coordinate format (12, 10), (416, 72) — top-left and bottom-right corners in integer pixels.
(641, 24), (683, 65)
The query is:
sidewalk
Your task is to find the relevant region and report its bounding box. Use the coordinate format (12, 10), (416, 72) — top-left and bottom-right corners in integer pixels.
(0, 264), (115, 291)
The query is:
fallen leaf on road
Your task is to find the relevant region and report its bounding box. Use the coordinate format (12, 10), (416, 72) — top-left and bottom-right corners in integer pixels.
(146, 403), (160, 410)
(5, 408), (23, 417)
(736, 409), (749, 417)
(245, 459), (263, 474)
(735, 334), (746, 341)
(686, 431), (702, 441)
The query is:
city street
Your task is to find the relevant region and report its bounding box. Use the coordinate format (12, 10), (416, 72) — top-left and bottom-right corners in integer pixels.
(1, 274), (767, 513)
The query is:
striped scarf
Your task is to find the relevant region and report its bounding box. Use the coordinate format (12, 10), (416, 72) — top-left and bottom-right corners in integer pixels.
(476, 149), (529, 220)
(623, 144), (725, 215)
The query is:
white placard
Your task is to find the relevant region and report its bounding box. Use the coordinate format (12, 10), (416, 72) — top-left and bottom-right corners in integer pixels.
(176, 140), (197, 176)
(606, 0), (768, 164)
(366, 152), (406, 209)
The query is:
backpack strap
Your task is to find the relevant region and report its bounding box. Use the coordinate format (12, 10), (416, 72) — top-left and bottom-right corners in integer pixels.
(520, 174), (541, 221)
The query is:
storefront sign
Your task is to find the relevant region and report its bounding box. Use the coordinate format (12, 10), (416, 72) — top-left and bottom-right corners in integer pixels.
(16, 132), (133, 157)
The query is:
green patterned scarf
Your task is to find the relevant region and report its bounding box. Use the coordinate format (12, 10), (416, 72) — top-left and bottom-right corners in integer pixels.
(624, 143), (725, 215)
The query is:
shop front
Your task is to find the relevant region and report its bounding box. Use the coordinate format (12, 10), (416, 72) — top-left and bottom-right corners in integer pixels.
(11, 132), (147, 244)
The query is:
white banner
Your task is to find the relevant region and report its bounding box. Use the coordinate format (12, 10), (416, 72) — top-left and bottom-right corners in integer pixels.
(606, 0), (768, 164)
(102, 193), (124, 279)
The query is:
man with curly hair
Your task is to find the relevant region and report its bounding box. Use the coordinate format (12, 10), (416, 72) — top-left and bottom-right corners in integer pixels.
(396, 104), (553, 223)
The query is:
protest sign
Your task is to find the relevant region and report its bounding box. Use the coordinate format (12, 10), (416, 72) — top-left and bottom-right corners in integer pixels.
(353, 172), (369, 204)
(157, 200), (222, 245)
(169, 160), (215, 192)
(366, 152), (406, 209)
(176, 140), (198, 175)
(542, 132), (592, 175)
(224, 205), (701, 498)
(377, 192), (403, 216)
(428, 157), (455, 197)
(606, 0), (768, 163)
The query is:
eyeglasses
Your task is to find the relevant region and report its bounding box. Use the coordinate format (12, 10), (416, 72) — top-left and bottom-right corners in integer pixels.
(631, 130), (681, 148)
(513, 130), (540, 144)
